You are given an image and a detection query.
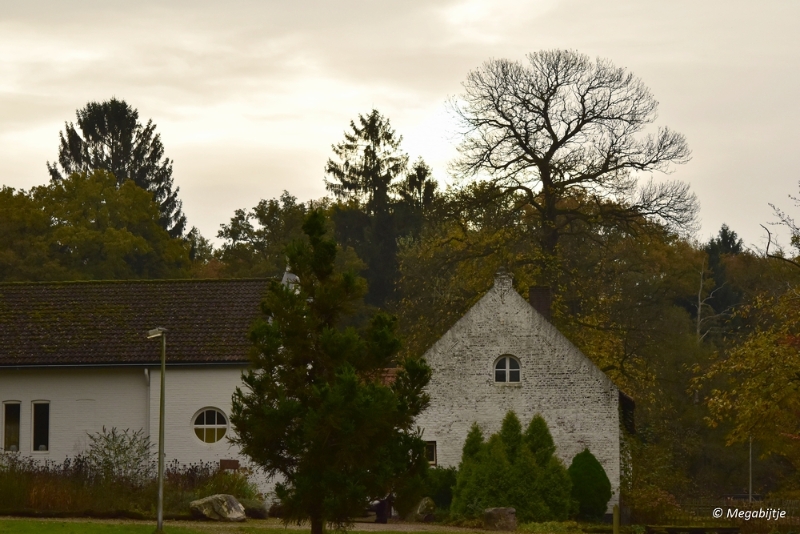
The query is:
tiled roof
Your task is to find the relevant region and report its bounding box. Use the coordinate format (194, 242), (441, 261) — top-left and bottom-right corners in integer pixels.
(0, 279), (271, 367)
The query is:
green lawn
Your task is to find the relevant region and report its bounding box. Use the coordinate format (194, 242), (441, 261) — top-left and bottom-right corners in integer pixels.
(0, 519), (305, 534)
(0, 519), (203, 534)
(0, 519), (497, 534)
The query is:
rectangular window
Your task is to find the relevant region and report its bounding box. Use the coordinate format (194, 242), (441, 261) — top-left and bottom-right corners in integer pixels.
(32, 402), (49, 452)
(3, 403), (20, 452)
(425, 441), (437, 466)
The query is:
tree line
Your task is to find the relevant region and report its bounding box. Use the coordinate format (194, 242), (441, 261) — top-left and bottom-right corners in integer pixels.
(3, 49), (800, 517)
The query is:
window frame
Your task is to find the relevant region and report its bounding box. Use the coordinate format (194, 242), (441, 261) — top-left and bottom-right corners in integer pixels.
(425, 441), (437, 466)
(191, 407), (229, 444)
(494, 355), (522, 384)
(31, 401), (50, 453)
(3, 401), (21, 453)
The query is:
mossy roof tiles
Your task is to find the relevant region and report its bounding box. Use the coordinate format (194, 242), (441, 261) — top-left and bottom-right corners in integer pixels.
(0, 279), (271, 367)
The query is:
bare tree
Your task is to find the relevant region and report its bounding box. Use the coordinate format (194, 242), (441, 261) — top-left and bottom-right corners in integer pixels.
(451, 49), (695, 257)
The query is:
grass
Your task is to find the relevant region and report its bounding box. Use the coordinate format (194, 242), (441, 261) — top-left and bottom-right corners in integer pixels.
(0, 519), (207, 534)
(0, 518), (495, 534)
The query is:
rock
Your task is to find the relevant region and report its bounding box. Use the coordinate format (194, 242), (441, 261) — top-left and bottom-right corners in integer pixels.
(189, 494), (247, 522)
(484, 507), (516, 531)
(406, 496), (436, 522)
(239, 498), (269, 519)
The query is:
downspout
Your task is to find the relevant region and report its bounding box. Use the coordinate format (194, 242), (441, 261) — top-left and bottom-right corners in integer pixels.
(144, 368), (151, 438)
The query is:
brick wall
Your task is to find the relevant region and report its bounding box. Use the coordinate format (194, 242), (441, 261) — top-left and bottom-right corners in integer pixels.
(415, 272), (620, 510)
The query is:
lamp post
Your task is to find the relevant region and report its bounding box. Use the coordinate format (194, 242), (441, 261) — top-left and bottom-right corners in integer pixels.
(147, 327), (167, 533)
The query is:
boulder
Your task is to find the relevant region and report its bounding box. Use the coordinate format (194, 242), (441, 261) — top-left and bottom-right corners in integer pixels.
(239, 498), (269, 519)
(484, 507), (516, 531)
(189, 494), (247, 522)
(406, 496), (436, 522)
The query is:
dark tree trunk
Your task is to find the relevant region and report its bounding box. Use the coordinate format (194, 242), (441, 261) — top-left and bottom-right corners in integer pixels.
(311, 516), (324, 534)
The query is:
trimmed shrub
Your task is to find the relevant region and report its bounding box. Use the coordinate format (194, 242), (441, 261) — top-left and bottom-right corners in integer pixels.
(451, 412), (572, 522)
(568, 448), (612, 521)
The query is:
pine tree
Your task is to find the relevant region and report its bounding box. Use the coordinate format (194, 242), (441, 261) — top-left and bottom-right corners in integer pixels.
(230, 209), (431, 534)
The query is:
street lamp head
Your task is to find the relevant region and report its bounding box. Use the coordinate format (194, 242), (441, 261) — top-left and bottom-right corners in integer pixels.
(147, 327), (167, 339)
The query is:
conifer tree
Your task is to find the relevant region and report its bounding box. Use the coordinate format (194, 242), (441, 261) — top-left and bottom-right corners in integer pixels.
(499, 411), (523, 461)
(230, 209), (431, 534)
(47, 98), (186, 237)
(525, 414), (557, 466)
(451, 412), (572, 522)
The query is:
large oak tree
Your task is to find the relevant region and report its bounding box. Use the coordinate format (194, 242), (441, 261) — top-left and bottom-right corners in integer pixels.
(452, 49), (695, 275)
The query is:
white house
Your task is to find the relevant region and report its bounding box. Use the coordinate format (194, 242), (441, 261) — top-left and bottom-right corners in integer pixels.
(0, 279), (265, 469)
(415, 269), (632, 511)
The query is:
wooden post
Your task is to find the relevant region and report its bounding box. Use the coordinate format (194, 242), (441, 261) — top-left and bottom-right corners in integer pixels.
(613, 504), (620, 534)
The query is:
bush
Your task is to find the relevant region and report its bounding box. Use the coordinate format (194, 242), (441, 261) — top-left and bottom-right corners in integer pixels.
(425, 466), (457, 509)
(568, 448), (612, 521)
(85, 427), (155, 486)
(0, 439), (257, 518)
(451, 412), (572, 522)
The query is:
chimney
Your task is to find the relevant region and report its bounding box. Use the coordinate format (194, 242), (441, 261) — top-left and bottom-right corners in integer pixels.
(528, 286), (552, 322)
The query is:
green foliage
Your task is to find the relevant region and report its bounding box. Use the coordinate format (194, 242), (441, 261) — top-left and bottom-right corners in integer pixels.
(0, 170), (190, 282)
(568, 449), (612, 521)
(461, 423), (484, 463)
(451, 412), (572, 523)
(215, 191), (310, 278)
(47, 97), (186, 237)
(424, 465), (457, 510)
(499, 411), (523, 461)
(525, 414), (556, 466)
(230, 208), (431, 534)
(324, 110), (441, 307)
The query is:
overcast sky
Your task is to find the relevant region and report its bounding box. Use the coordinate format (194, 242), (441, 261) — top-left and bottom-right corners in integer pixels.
(2, 0), (798, 249)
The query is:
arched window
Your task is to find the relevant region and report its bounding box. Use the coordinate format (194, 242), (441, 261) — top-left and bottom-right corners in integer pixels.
(494, 356), (521, 383)
(193, 408), (228, 443)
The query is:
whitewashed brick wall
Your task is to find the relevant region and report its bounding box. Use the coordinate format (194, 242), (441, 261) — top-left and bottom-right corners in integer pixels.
(415, 272), (620, 510)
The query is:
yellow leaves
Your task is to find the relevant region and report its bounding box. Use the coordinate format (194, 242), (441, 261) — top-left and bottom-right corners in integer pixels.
(698, 286), (800, 454)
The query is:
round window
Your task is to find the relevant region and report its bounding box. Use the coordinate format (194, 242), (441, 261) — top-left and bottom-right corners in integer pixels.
(193, 408), (228, 443)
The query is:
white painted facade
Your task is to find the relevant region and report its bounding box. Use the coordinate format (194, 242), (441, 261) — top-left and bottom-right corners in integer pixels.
(415, 272), (620, 510)
(0, 366), (246, 466)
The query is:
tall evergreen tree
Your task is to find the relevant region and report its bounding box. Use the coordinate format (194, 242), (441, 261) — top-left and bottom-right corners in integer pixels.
(325, 109), (408, 215)
(230, 209), (431, 534)
(47, 98), (186, 237)
(325, 110), (410, 306)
